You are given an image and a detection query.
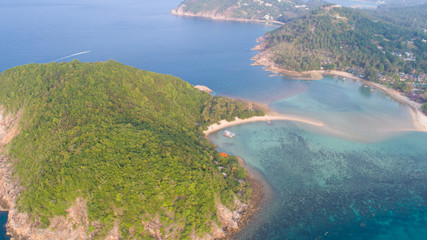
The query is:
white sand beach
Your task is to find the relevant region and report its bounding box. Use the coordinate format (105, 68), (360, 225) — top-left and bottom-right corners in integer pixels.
(252, 51), (427, 133)
(204, 114), (324, 135)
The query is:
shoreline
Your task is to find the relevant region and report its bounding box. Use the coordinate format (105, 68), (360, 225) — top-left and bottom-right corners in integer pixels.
(204, 114), (324, 136)
(202, 123), (270, 240)
(252, 48), (427, 132)
(171, 9), (284, 26)
(225, 158), (273, 239)
(251, 48), (367, 82)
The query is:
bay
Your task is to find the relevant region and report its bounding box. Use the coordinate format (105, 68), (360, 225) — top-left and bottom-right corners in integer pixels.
(1, 1), (426, 239)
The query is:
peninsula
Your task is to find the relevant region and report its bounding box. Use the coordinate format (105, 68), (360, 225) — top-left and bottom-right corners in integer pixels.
(253, 5), (425, 78)
(173, 1), (427, 118)
(252, 4), (427, 122)
(0, 61), (264, 239)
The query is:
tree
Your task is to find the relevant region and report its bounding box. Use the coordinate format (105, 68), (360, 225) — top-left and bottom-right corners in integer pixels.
(0, 61), (261, 239)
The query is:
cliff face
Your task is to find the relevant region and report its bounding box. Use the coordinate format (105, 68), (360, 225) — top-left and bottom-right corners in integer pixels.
(0, 61), (261, 240)
(0, 107), (248, 240)
(0, 109), (123, 240)
(0, 109), (21, 212)
(0, 108), (119, 240)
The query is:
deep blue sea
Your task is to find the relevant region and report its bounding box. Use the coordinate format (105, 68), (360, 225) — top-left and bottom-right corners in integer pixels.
(1, 1), (426, 239)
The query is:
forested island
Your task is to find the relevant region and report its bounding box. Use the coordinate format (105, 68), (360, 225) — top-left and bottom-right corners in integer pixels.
(0, 61), (263, 239)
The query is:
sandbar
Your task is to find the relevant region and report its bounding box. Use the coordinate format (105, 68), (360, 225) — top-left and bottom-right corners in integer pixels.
(204, 114), (324, 136)
(251, 49), (427, 132)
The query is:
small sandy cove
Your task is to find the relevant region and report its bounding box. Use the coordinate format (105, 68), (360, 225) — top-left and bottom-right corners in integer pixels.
(204, 114), (324, 135)
(251, 51), (427, 133)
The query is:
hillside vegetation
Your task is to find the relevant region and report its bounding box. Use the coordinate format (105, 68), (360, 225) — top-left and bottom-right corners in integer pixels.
(258, 6), (426, 79)
(369, 3), (427, 30)
(174, 0), (325, 22)
(0, 61), (263, 239)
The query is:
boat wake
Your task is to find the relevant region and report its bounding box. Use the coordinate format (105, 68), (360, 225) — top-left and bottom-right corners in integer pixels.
(52, 50), (92, 62)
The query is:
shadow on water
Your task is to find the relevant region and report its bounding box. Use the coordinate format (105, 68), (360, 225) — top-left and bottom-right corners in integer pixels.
(0, 212), (10, 240)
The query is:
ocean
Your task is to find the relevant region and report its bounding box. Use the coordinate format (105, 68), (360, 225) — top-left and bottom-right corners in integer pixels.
(0, 212), (9, 240)
(1, 0), (426, 239)
(210, 79), (427, 239)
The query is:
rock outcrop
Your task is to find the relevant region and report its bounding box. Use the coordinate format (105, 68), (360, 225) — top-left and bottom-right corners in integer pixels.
(217, 197), (247, 232)
(0, 108), (250, 239)
(0, 109), (124, 240)
(194, 85), (213, 93)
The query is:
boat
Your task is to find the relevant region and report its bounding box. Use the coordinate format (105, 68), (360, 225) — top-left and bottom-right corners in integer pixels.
(223, 130), (236, 138)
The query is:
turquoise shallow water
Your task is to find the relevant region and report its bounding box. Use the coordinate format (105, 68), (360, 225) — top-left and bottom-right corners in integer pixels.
(1, 1), (427, 239)
(210, 122), (427, 239)
(209, 74), (427, 240)
(269, 76), (415, 141)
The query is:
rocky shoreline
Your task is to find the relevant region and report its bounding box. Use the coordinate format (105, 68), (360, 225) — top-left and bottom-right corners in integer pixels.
(171, 5), (283, 25)
(0, 109), (99, 240)
(0, 106), (261, 240)
(199, 133), (271, 239)
(225, 158), (272, 239)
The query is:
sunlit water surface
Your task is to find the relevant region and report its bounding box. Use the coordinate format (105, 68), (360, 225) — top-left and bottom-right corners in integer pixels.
(210, 122), (427, 240)
(1, 1), (426, 239)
